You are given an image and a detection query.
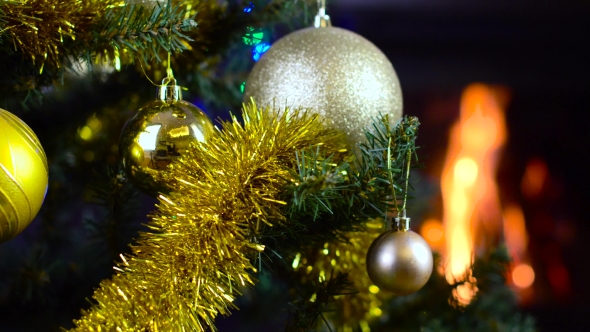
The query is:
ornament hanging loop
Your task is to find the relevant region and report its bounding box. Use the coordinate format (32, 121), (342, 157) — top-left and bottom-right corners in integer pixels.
(391, 209), (410, 231)
(314, 0), (331, 27)
(158, 77), (182, 102)
(386, 127), (414, 229)
(165, 0), (175, 79)
(395, 211), (411, 232)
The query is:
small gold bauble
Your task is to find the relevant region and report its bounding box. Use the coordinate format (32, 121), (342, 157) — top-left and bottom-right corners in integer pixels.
(0, 108), (49, 242)
(244, 26), (403, 147)
(366, 220), (433, 295)
(120, 83), (214, 196)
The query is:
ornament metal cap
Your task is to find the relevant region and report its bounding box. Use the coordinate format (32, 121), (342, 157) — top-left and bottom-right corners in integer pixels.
(395, 217), (411, 231)
(314, 1), (331, 28)
(157, 78), (182, 102)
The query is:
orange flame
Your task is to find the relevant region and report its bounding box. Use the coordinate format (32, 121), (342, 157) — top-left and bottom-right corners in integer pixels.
(441, 84), (508, 303)
(503, 204), (528, 264)
(503, 204), (535, 296)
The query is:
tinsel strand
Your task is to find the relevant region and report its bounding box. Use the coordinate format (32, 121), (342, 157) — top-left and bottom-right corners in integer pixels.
(71, 101), (344, 331)
(0, 0), (119, 70)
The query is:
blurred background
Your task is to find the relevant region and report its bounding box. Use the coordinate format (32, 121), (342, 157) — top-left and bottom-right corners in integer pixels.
(1, 0), (589, 330)
(329, 0), (589, 330)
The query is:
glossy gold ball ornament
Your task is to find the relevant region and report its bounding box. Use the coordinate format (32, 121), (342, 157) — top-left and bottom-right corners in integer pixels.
(366, 217), (433, 295)
(243, 13), (403, 147)
(120, 80), (215, 196)
(0, 109), (49, 243)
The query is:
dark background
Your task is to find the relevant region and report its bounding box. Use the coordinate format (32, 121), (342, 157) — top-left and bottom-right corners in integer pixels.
(329, 0), (589, 330)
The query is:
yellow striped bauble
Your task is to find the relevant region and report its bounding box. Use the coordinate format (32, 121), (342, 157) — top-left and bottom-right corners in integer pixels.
(0, 108), (48, 242)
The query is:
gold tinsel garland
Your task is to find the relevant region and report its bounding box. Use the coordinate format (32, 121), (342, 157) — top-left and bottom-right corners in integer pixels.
(0, 0), (222, 71)
(72, 101), (345, 331)
(1, 0), (119, 70)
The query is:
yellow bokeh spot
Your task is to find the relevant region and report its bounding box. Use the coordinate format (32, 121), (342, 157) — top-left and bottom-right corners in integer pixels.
(360, 320), (371, 332)
(87, 116), (102, 131)
(309, 293), (317, 303)
(79, 126), (92, 140)
(292, 253), (301, 269)
(114, 48), (121, 71)
(368, 285), (380, 294)
(370, 307), (382, 317)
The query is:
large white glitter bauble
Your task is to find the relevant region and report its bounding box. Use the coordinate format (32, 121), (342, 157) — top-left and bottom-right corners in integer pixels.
(244, 26), (403, 146)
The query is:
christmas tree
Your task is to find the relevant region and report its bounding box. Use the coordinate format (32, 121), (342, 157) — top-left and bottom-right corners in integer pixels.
(0, 1), (536, 331)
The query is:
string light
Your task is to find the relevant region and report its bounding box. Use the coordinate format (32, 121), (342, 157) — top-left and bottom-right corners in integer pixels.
(252, 43), (271, 61)
(243, 27), (265, 45)
(244, 2), (254, 13)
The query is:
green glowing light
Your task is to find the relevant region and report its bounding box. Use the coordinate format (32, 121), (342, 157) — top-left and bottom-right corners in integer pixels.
(242, 27), (265, 46)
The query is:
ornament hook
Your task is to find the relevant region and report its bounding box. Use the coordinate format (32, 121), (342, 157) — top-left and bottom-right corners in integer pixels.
(314, 0), (331, 28)
(387, 122), (414, 230)
(158, 77), (182, 102)
(395, 210), (410, 232)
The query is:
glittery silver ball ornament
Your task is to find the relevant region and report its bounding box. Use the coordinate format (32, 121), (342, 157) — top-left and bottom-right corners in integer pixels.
(244, 26), (403, 147)
(366, 218), (433, 295)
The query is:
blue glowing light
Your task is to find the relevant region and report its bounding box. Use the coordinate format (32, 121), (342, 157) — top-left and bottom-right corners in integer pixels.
(244, 2), (254, 13)
(252, 43), (271, 61)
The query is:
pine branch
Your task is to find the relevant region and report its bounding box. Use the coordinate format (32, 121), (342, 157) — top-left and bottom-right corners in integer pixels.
(286, 272), (356, 332)
(0, 1), (198, 69)
(0, 54), (50, 108)
(0, 0), (199, 108)
(0, 245), (57, 306)
(85, 3), (198, 65)
(84, 166), (144, 265)
(247, 116), (421, 329)
(289, 147), (348, 219)
(258, 116), (420, 258)
(0, 0), (316, 109)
